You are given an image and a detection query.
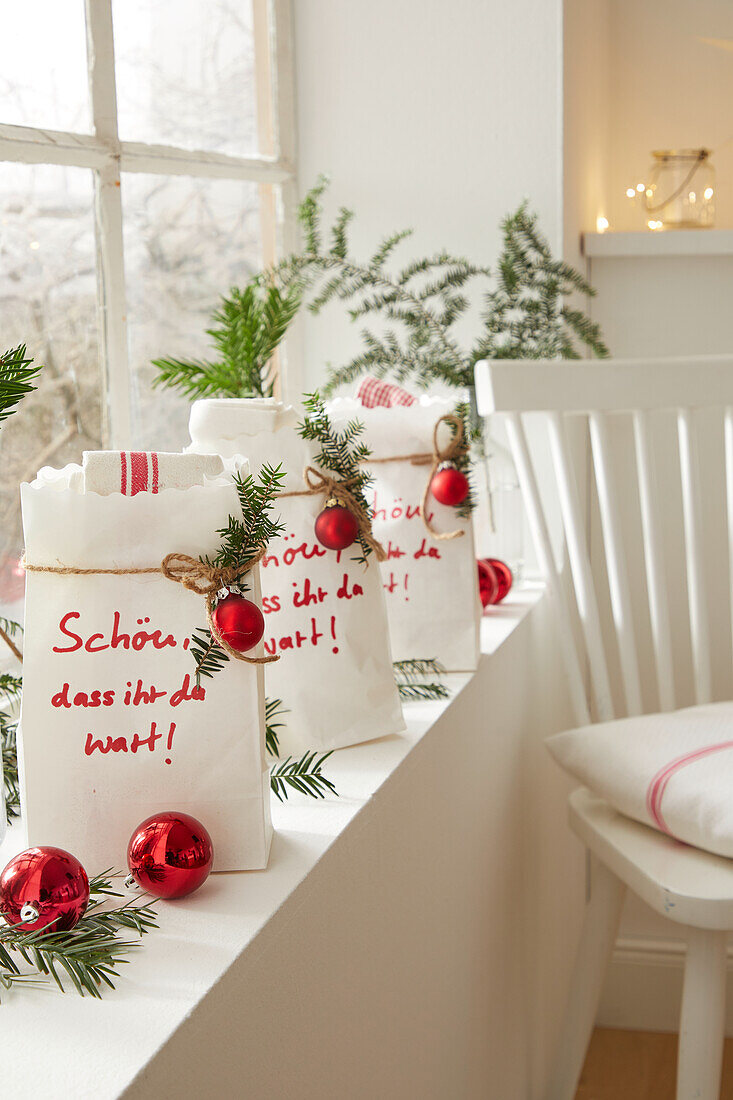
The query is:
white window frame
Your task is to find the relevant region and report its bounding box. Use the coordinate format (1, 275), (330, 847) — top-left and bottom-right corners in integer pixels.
(0, 0), (298, 446)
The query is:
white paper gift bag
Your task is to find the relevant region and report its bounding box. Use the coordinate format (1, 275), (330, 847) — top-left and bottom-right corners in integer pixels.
(188, 399), (405, 755)
(327, 389), (481, 671)
(18, 452), (272, 872)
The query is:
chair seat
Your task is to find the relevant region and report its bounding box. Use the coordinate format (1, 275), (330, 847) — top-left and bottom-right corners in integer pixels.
(569, 787), (733, 930)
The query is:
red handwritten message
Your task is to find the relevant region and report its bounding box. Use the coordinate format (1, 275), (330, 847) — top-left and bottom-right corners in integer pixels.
(49, 610), (206, 765)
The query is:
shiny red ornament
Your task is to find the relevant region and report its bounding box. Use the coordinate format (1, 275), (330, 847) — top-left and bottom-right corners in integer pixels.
(477, 559), (499, 609)
(314, 503), (359, 551)
(487, 558), (513, 603)
(211, 593), (264, 653)
(127, 811), (213, 900)
(0, 847), (89, 932)
(430, 463), (470, 507)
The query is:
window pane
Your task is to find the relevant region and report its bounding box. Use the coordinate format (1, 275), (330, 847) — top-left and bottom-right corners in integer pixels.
(0, 165), (100, 625)
(123, 174), (263, 449)
(113, 0), (260, 156)
(0, 2), (90, 132)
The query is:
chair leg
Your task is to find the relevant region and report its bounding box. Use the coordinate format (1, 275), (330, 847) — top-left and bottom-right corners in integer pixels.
(544, 855), (626, 1100)
(676, 927), (727, 1100)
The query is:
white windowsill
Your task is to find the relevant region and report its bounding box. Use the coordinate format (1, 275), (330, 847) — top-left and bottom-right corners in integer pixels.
(582, 228), (733, 259)
(0, 585), (544, 1097)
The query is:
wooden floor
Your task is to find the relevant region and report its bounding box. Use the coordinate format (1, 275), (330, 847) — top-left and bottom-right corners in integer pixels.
(575, 1028), (733, 1099)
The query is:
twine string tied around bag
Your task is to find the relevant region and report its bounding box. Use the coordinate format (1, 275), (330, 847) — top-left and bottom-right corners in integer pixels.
(21, 549), (277, 667)
(367, 413), (468, 541)
(281, 466), (387, 562)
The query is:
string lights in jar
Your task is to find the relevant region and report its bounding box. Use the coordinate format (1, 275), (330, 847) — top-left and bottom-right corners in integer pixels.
(626, 149), (715, 230)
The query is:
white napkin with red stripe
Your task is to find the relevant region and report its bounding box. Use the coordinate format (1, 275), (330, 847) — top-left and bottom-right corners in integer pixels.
(547, 701), (733, 859)
(83, 451), (223, 496)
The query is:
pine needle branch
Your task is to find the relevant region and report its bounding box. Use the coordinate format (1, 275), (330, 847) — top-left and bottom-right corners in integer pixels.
(393, 658), (449, 702)
(0, 344), (41, 424)
(0, 872), (158, 998)
(151, 277), (302, 400)
(298, 393), (375, 564)
(265, 697), (287, 757)
(270, 751), (337, 801)
(188, 465), (284, 682)
(0, 708), (19, 823)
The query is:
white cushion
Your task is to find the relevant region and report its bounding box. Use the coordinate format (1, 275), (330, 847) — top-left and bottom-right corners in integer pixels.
(547, 701), (733, 859)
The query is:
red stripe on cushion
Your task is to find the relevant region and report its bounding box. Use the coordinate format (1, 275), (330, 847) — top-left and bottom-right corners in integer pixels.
(645, 739), (733, 837)
(151, 451), (159, 494)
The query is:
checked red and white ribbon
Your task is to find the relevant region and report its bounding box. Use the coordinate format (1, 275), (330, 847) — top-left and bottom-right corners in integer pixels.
(357, 376), (416, 409)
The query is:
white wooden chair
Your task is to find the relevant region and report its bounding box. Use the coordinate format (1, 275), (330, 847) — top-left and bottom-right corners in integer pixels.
(475, 355), (733, 1100)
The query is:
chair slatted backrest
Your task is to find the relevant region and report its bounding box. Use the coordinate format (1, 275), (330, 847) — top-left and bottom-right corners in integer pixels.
(474, 356), (733, 728)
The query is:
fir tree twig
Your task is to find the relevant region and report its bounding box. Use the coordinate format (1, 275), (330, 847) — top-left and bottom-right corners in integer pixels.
(298, 393), (375, 564)
(152, 277), (303, 400)
(189, 464), (285, 683)
(0, 872), (158, 998)
(0, 344), (41, 424)
(270, 751), (337, 802)
(265, 697), (287, 757)
(393, 658), (449, 702)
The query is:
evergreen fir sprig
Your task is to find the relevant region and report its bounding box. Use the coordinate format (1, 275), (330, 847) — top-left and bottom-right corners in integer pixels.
(0, 709), (19, 823)
(270, 751), (337, 802)
(0, 872), (158, 998)
(298, 392), (374, 564)
(474, 202), (609, 361)
(265, 697), (287, 757)
(278, 179), (608, 400)
(190, 627), (230, 683)
(0, 617), (22, 642)
(152, 277), (303, 400)
(189, 464), (285, 683)
(0, 344), (41, 424)
(277, 176), (487, 396)
(212, 464), (286, 577)
(393, 658), (449, 702)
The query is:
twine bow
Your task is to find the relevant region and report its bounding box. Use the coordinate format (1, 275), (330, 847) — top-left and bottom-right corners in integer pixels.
(161, 549), (277, 665)
(418, 413), (469, 541)
(21, 550), (277, 668)
(283, 467), (387, 562)
(362, 413), (469, 540)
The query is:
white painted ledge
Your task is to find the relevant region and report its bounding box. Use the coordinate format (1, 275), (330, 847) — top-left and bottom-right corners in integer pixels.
(583, 228), (733, 259)
(0, 586), (546, 1099)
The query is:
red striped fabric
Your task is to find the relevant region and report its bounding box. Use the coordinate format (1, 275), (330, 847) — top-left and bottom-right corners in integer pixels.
(645, 739), (733, 838)
(357, 376), (416, 409)
(118, 452), (159, 495)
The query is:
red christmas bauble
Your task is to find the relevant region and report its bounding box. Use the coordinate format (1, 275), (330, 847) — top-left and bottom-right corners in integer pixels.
(314, 504), (359, 551)
(487, 558), (513, 603)
(127, 811), (213, 900)
(477, 559), (499, 609)
(211, 593), (264, 653)
(430, 464), (470, 507)
(0, 847), (89, 932)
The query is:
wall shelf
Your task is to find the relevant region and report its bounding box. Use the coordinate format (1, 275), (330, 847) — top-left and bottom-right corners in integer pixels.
(583, 229), (733, 260)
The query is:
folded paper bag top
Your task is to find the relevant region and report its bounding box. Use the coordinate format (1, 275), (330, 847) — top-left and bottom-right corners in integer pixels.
(19, 453), (272, 873)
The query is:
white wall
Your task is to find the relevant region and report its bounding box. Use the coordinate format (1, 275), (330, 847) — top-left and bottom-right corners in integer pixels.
(124, 597), (583, 1100)
(607, 0), (733, 233)
(292, 0), (564, 392)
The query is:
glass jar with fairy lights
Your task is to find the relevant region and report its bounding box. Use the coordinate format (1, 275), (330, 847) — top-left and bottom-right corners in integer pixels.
(638, 149), (715, 230)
